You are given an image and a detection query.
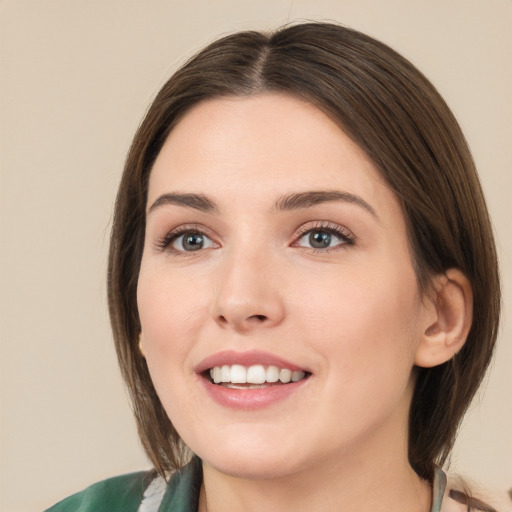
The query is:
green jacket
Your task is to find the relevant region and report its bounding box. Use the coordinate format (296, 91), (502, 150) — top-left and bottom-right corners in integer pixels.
(44, 457), (202, 512)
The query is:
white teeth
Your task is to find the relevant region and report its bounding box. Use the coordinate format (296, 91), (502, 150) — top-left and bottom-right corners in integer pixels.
(230, 364), (247, 384)
(221, 364), (230, 382)
(292, 370), (306, 382)
(266, 365), (279, 383)
(247, 365), (266, 384)
(209, 364), (307, 385)
(279, 369), (292, 383)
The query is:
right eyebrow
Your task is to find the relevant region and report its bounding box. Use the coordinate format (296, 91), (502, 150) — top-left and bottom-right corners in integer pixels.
(274, 190), (378, 219)
(147, 193), (218, 215)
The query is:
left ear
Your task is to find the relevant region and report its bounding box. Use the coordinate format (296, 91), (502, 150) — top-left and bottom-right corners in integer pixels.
(414, 268), (473, 368)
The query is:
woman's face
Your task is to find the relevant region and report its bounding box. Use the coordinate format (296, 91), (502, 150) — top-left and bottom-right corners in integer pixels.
(137, 93), (431, 479)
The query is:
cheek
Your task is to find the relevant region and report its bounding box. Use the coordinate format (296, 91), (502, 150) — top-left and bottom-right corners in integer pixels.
(137, 265), (207, 362)
(137, 267), (208, 424)
(294, 264), (422, 378)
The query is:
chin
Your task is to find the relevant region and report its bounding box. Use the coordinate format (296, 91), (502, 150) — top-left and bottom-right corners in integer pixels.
(202, 452), (301, 481)
(195, 441), (299, 480)
(190, 431), (324, 481)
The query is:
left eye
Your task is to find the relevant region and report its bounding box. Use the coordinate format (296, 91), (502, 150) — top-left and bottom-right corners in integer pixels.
(170, 231), (216, 252)
(295, 228), (352, 250)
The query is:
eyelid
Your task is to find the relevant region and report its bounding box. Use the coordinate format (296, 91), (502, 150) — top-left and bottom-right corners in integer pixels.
(292, 221), (356, 250)
(294, 220), (354, 238)
(154, 223), (219, 253)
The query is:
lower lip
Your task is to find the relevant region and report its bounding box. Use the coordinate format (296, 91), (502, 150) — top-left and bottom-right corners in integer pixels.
(199, 376), (309, 410)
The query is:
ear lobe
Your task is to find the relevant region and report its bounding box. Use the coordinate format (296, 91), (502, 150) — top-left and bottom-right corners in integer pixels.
(138, 333), (146, 358)
(414, 269), (473, 368)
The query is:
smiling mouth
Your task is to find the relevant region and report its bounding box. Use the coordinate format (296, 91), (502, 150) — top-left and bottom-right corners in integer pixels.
(207, 364), (310, 389)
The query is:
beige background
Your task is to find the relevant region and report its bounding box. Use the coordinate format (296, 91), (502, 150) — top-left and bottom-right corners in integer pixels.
(0, 1), (510, 510)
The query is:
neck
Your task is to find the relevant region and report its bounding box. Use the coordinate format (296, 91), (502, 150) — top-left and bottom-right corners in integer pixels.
(199, 441), (431, 512)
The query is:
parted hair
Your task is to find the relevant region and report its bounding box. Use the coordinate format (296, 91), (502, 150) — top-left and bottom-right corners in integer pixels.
(107, 22), (500, 482)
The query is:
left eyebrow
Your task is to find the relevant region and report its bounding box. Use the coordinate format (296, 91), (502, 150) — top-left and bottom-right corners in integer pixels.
(274, 190), (378, 219)
(147, 193), (218, 215)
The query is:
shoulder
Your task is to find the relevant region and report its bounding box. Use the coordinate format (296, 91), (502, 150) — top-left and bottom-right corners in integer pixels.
(43, 458), (203, 512)
(436, 468), (501, 512)
(44, 471), (154, 512)
(444, 485), (502, 512)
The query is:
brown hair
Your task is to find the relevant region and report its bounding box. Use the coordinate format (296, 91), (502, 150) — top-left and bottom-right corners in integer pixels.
(107, 22), (500, 481)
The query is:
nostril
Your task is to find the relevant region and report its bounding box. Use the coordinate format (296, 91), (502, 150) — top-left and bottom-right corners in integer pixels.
(215, 312), (273, 328)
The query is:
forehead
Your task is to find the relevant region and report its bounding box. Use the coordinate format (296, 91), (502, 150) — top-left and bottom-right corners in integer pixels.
(148, 93), (395, 216)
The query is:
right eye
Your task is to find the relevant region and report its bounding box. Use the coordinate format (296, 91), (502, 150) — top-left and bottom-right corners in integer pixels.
(168, 230), (217, 252)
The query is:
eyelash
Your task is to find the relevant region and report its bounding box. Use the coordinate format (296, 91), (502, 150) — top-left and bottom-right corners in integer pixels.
(155, 224), (217, 255)
(155, 221), (355, 255)
(293, 221), (355, 253)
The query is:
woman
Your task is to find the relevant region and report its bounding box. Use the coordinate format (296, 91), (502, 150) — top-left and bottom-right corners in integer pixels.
(46, 22), (501, 512)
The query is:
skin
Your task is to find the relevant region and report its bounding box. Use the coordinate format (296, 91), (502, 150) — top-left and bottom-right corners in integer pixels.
(137, 93), (440, 512)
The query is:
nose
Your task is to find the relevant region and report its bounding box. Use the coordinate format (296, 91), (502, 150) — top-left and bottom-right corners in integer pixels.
(211, 248), (286, 332)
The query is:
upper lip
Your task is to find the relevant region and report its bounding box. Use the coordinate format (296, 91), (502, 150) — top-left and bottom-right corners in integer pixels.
(195, 350), (308, 374)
